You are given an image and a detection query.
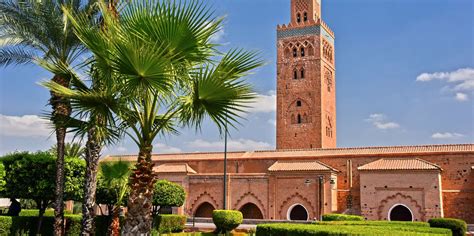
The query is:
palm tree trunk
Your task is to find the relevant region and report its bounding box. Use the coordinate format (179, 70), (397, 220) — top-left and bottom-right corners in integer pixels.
(108, 206), (121, 236)
(51, 75), (71, 236)
(36, 200), (48, 235)
(81, 127), (102, 235)
(122, 145), (156, 235)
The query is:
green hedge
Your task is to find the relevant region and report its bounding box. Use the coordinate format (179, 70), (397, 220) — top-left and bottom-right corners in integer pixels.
(212, 210), (243, 233)
(315, 220), (430, 228)
(322, 213), (364, 221)
(19, 209), (73, 216)
(153, 214), (186, 233)
(0, 215), (81, 235)
(256, 223), (452, 236)
(428, 218), (467, 236)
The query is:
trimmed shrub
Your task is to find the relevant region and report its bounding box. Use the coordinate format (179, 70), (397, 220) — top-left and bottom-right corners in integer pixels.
(315, 220), (430, 227)
(257, 223), (451, 236)
(153, 214), (186, 233)
(19, 209), (73, 216)
(429, 218), (467, 236)
(322, 213), (364, 221)
(0, 215), (80, 235)
(213, 210), (243, 233)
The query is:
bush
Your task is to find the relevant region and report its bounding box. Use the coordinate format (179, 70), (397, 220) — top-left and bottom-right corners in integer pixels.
(315, 220), (430, 227)
(429, 218), (467, 236)
(153, 214), (186, 233)
(322, 213), (364, 221)
(18, 209), (73, 216)
(213, 210), (243, 233)
(0, 215), (81, 235)
(256, 223), (452, 236)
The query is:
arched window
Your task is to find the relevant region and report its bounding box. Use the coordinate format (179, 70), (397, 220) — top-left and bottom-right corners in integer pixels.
(303, 12), (308, 22)
(297, 114), (302, 124)
(293, 48), (297, 57)
(296, 101), (302, 107)
(296, 13), (301, 23)
(300, 47), (305, 57)
(287, 204), (309, 221)
(239, 203), (264, 219)
(194, 202), (215, 218)
(300, 69), (305, 79)
(293, 70), (298, 80)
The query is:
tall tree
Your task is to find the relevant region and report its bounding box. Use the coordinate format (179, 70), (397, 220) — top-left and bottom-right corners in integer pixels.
(0, 1), (97, 234)
(0, 151), (85, 234)
(60, 0), (263, 234)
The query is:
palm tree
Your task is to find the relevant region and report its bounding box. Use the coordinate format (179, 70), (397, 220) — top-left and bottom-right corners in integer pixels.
(61, 0), (263, 234)
(0, 1), (97, 234)
(42, 65), (122, 235)
(98, 160), (131, 236)
(50, 142), (86, 159)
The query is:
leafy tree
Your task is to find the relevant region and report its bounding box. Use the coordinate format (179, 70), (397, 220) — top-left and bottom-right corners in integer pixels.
(0, 1), (98, 234)
(0, 162), (5, 193)
(0, 151), (85, 234)
(59, 1), (262, 234)
(152, 180), (185, 216)
(97, 160), (132, 236)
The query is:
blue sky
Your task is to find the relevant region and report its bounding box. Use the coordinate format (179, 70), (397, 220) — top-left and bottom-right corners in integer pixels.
(0, 0), (473, 155)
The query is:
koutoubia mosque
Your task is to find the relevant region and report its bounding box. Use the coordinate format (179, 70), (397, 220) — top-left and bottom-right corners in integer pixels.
(106, 0), (474, 223)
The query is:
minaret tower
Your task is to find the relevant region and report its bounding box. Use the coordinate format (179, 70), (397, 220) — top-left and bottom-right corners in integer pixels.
(276, 0), (336, 149)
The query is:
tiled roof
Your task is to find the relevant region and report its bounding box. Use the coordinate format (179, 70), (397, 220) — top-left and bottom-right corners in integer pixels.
(357, 158), (441, 171)
(268, 160), (338, 172)
(153, 163), (197, 174)
(102, 144), (473, 162)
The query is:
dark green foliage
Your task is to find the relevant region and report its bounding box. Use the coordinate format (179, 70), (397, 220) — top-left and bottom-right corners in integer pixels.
(212, 210), (243, 233)
(429, 218), (467, 236)
(153, 214), (186, 233)
(322, 213), (364, 221)
(0, 152), (85, 201)
(0, 215), (80, 235)
(256, 223), (452, 236)
(0, 162), (5, 193)
(153, 180), (186, 208)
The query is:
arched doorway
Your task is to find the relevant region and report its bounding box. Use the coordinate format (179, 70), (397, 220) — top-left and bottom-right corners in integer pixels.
(287, 204), (309, 221)
(194, 202), (215, 218)
(239, 203), (264, 219)
(389, 204), (413, 221)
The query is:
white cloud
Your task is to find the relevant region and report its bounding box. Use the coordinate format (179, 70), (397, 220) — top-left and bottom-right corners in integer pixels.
(154, 143), (182, 154)
(431, 132), (465, 139)
(455, 92), (469, 102)
(0, 114), (51, 137)
(416, 68), (474, 101)
(268, 119), (276, 126)
(247, 91), (276, 113)
(116, 146), (128, 153)
(210, 27), (225, 43)
(187, 138), (273, 151)
(365, 113), (400, 130)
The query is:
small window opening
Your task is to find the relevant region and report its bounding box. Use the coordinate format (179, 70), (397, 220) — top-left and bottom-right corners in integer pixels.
(297, 114), (302, 124)
(296, 101), (302, 107)
(296, 13), (301, 23)
(294, 70), (298, 80)
(303, 12), (308, 22)
(293, 48), (297, 57)
(301, 48), (305, 57)
(300, 69), (305, 79)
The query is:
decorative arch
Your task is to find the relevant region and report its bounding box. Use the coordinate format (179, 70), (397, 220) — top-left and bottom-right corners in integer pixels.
(287, 99), (312, 125)
(278, 192), (315, 220)
(377, 193), (423, 221)
(233, 191), (266, 219)
(189, 191), (219, 216)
